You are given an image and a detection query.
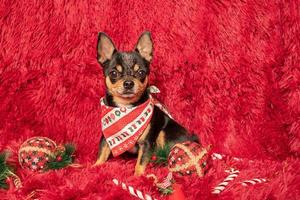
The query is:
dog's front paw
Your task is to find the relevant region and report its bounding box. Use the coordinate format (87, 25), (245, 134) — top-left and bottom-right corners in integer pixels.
(134, 170), (143, 176)
(134, 165), (146, 176)
(92, 159), (105, 167)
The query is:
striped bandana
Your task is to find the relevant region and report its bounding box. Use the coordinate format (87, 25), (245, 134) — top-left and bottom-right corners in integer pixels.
(100, 86), (172, 157)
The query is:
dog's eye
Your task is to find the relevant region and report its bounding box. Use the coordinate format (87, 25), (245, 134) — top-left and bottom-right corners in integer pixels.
(137, 70), (146, 77)
(110, 70), (119, 79)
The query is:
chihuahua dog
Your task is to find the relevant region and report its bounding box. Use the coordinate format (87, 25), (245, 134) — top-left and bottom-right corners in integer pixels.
(94, 32), (198, 176)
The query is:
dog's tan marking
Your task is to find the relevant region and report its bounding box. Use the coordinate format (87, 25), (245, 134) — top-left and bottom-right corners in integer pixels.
(106, 76), (149, 106)
(116, 65), (123, 73)
(133, 64), (140, 72)
(131, 76), (148, 100)
(156, 131), (166, 148)
(135, 124), (151, 176)
(105, 76), (124, 96)
(105, 76), (123, 90)
(113, 96), (136, 106)
(94, 142), (111, 165)
(135, 147), (148, 176)
(138, 124), (151, 142)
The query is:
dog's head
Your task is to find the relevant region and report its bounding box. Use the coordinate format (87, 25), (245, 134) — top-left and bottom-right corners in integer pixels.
(97, 32), (153, 106)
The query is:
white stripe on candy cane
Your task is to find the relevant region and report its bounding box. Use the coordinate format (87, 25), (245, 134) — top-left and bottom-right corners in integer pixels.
(211, 153), (224, 160)
(136, 190), (145, 199)
(128, 186), (138, 197)
(121, 182), (127, 190)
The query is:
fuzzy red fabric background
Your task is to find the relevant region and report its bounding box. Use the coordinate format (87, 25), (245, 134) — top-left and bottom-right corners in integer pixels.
(0, 0), (299, 199)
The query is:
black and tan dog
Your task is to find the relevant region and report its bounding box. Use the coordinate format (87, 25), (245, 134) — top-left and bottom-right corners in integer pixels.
(94, 32), (198, 176)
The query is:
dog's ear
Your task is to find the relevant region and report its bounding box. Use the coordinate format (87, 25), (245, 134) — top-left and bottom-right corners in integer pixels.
(135, 32), (153, 62)
(97, 32), (117, 65)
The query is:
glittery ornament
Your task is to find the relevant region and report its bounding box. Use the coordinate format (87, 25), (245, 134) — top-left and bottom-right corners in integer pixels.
(168, 141), (211, 176)
(18, 137), (57, 172)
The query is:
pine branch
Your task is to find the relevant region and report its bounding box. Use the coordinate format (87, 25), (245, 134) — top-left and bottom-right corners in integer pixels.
(45, 144), (75, 170)
(0, 151), (13, 190)
(158, 186), (173, 195)
(151, 144), (171, 166)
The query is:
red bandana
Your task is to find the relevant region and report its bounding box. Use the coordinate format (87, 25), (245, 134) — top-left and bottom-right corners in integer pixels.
(100, 87), (172, 157)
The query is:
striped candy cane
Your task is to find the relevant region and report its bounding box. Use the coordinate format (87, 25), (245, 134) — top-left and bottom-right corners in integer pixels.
(211, 153), (244, 162)
(7, 171), (22, 189)
(112, 179), (157, 200)
(212, 169), (240, 194)
(241, 178), (267, 186)
(211, 153), (224, 160)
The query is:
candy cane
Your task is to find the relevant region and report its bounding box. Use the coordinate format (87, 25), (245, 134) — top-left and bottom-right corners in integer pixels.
(112, 179), (157, 200)
(211, 153), (244, 162)
(211, 153), (224, 160)
(156, 172), (173, 189)
(8, 171), (22, 189)
(241, 178), (267, 186)
(212, 169), (240, 194)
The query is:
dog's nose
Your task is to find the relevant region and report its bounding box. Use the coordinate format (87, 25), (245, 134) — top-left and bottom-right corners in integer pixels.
(123, 80), (134, 89)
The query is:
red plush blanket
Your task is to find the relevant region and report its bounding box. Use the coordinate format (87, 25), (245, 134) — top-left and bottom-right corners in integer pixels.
(0, 0), (299, 199)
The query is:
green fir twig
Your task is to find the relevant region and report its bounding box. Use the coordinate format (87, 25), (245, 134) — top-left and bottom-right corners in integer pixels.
(151, 144), (171, 166)
(0, 151), (14, 189)
(45, 144), (75, 170)
(158, 186), (174, 195)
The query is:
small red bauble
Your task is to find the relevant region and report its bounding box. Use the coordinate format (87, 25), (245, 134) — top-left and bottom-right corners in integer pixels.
(18, 137), (57, 172)
(56, 156), (62, 161)
(168, 141), (211, 177)
(151, 155), (157, 161)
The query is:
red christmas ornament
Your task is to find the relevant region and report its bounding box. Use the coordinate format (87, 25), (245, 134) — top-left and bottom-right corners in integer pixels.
(18, 137), (57, 172)
(168, 141), (211, 177)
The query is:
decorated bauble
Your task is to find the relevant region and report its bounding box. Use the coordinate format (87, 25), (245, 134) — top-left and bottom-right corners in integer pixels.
(18, 137), (57, 172)
(168, 141), (211, 176)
